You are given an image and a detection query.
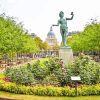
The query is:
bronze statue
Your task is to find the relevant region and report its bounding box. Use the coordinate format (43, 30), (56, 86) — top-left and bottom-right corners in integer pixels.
(52, 11), (74, 47)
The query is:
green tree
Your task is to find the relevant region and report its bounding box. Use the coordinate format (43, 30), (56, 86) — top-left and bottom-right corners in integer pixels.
(0, 14), (39, 58)
(42, 41), (51, 50)
(53, 43), (60, 50)
(34, 37), (44, 50)
(68, 20), (100, 52)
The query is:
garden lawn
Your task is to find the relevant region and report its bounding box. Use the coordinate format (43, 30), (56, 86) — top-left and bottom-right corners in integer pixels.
(0, 91), (100, 100)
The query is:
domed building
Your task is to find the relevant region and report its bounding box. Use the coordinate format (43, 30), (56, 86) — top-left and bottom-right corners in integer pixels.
(45, 27), (58, 49)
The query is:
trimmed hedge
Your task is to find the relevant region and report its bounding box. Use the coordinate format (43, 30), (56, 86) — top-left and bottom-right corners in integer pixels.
(0, 80), (100, 96)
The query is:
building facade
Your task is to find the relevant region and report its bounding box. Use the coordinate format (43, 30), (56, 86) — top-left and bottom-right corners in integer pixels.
(45, 27), (58, 49)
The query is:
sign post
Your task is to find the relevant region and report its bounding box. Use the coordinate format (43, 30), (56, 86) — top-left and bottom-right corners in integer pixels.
(71, 76), (81, 96)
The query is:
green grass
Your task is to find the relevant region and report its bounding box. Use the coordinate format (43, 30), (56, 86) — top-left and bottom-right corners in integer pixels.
(28, 57), (48, 64)
(0, 91), (100, 100)
(32, 57), (49, 68)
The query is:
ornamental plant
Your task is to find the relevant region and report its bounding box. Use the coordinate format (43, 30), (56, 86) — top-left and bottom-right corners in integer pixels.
(5, 67), (35, 85)
(67, 54), (100, 84)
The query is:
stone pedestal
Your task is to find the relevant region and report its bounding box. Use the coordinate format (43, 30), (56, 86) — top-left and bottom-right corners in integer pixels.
(59, 46), (73, 65)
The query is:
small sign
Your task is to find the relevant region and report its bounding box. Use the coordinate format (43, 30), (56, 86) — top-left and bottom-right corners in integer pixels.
(71, 76), (81, 81)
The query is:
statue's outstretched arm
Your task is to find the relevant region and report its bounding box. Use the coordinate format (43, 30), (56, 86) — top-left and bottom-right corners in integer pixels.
(52, 20), (59, 26)
(52, 24), (59, 26)
(66, 12), (74, 20)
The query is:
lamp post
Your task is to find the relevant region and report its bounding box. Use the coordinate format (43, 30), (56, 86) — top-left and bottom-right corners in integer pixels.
(71, 76), (81, 96)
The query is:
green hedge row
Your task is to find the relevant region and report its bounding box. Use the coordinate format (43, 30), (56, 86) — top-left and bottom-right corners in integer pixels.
(0, 80), (100, 96)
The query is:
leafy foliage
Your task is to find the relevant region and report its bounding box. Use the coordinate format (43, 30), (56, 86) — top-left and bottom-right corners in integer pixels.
(68, 20), (100, 51)
(0, 14), (39, 58)
(34, 37), (52, 50)
(34, 37), (44, 50)
(5, 67), (34, 85)
(28, 60), (47, 82)
(43, 57), (68, 86)
(42, 74), (59, 85)
(67, 54), (100, 84)
(0, 80), (100, 96)
(42, 41), (51, 50)
(5, 56), (100, 86)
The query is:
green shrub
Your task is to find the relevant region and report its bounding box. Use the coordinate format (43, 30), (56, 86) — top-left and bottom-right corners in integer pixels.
(0, 80), (100, 96)
(27, 57), (67, 86)
(43, 57), (68, 86)
(5, 67), (35, 85)
(28, 60), (48, 83)
(42, 74), (59, 85)
(43, 57), (60, 74)
(5, 56), (100, 86)
(67, 55), (100, 85)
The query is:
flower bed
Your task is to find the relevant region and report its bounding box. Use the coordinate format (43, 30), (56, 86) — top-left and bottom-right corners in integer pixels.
(0, 80), (100, 97)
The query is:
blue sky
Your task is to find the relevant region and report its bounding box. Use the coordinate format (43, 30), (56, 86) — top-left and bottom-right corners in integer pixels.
(0, 0), (100, 43)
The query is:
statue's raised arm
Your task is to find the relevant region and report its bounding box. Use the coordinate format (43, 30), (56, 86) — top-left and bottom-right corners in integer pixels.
(66, 12), (74, 20)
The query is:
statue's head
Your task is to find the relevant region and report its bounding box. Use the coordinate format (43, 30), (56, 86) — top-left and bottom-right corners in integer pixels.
(59, 11), (64, 18)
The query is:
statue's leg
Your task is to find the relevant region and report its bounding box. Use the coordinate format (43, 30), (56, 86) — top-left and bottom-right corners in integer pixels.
(63, 31), (67, 46)
(62, 31), (65, 46)
(61, 29), (67, 46)
(61, 30), (64, 46)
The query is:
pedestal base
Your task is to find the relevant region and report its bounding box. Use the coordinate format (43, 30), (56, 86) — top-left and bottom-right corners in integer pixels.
(59, 46), (73, 65)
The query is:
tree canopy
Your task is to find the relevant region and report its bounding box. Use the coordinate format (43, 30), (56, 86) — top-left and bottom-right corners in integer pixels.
(34, 37), (52, 50)
(68, 20), (100, 52)
(0, 14), (39, 58)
